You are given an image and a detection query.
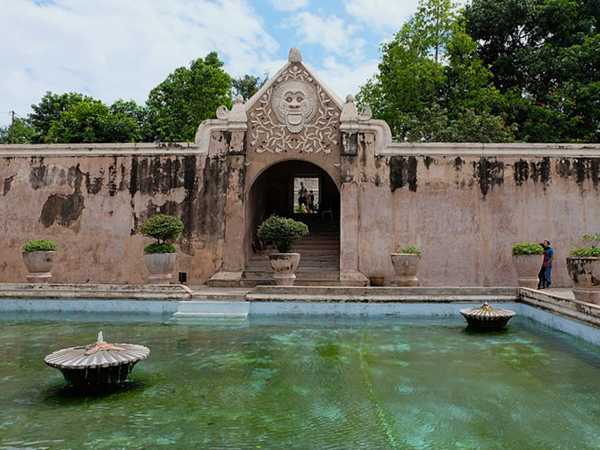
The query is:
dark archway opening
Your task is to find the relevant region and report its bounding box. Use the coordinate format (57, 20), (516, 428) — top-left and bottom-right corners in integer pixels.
(245, 160), (340, 285)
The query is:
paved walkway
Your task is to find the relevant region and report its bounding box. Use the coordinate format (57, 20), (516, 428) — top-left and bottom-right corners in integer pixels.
(540, 288), (575, 300)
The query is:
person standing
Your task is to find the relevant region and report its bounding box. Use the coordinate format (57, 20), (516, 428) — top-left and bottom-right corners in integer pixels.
(298, 182), (307, 212)
(537, 240), (554, 289)
(308, 190), (315, 213)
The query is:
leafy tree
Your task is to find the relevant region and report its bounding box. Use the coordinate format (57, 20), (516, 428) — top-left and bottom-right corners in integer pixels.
(0, 118), (36, 144)
(232, 74), (268, 101)
(45, 98), (140, 143)
(358, 0), (514, 142)
(465, 0), (600, 142)
(110, 99), (150, 140)
(146, 52), (232, 142)
(29, 92), (90, 143)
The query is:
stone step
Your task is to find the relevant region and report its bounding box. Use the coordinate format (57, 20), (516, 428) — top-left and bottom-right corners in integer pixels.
(174, 301), (249, 318)
(248, 256), (340, 264)
(243, 271), (340, 280)
(240, 279), (344, 287)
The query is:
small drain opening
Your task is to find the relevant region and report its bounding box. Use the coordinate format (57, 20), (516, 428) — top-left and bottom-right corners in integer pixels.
(178, 272), (188, 284)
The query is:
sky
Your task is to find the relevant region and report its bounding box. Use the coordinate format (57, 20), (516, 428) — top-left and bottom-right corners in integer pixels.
(0, 0), (422, 126)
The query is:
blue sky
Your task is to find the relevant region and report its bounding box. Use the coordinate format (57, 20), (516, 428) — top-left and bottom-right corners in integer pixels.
(0, 0), (421, 126)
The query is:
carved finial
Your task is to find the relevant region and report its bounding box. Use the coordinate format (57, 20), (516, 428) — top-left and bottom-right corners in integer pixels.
(97, 331), (104, 343)
(216, 105), (229, 120)
(288, 48), (302, 63)
(234, 95), (244, 104)
(346, 94), (355, 103)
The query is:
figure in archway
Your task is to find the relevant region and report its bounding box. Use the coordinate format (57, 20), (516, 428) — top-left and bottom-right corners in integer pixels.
(298, 181), (308, 213)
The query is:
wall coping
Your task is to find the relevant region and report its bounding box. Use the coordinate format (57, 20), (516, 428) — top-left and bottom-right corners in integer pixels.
(1, 142), (600, 158)
(382, 142), (600, 158)
(0, 142), (202, 157)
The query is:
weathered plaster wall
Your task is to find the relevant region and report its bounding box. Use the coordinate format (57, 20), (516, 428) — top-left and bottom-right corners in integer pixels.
(2, 140), (600, 287)
(348, 144), (600, 287)
(0, 144), (233, 284)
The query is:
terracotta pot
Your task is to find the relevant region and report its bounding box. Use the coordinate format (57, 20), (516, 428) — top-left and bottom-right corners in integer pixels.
(22, 251), (55, 282)
(390, 253), (420, 287)
(269, 253), (300, 286)
(566, 256), (600, 304)
(512, 254), (542, 288)
(144, 253), (177, 283)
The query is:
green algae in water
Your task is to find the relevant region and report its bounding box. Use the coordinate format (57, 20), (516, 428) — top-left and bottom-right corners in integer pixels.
(1, 315), (600, 449)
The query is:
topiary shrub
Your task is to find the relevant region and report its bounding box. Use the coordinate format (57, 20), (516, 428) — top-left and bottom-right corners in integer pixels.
(570, 247), (600, 257)
(257, 215), (309, 253)
(512, 242), (544, 256)
(140, 214), (183, 254)
(398, 245), (421, 255)
(570, 234), (600, 258)
(144, 243), (177, 254)
(23, 239), (57, 253)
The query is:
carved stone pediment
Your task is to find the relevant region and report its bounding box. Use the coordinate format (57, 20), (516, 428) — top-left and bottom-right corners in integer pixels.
(247, 59), (341, 154)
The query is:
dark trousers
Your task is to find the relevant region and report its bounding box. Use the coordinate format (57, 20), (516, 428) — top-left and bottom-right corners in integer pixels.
(538, 266), (552, 289)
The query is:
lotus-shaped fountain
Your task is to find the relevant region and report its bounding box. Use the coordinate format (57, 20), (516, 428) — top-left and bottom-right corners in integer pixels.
(460, 303), (516, 331)
(44, 331), (150, 389)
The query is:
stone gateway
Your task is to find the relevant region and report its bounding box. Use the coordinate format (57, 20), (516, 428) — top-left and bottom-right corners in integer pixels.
(1, 48), (600, 287)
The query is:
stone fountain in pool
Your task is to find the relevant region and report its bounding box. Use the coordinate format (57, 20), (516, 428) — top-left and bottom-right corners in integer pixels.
(44, 331), (150, 388)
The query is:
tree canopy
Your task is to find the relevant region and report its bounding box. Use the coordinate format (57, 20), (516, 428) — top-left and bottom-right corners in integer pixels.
(2, 1), (599, 144)
(358, 0), (515, 142)
(232, 74), (268, 101)
(464, 0), (600, 142)
(145, 52), (232, 142)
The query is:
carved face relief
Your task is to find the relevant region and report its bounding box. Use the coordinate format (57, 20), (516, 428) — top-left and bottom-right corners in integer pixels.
(272, 80), (317, 133)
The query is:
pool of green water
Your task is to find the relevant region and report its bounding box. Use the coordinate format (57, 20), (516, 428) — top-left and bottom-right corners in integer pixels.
(1, 313), (600, 449)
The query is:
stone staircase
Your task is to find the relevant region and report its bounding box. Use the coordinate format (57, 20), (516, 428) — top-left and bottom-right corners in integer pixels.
(242, 229), (340, 286)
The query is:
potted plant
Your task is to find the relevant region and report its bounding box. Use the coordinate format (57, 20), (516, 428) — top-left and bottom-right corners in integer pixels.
(140, 214), (184, 283)
(566, 234), (600, 304)
(257, 215), (309, 286)
(22, 239), (57, 282)
(512, 242), (544, 288)
(390, 245), (421, 286)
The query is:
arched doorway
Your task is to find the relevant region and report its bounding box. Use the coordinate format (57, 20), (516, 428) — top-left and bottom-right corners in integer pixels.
(244, 160), (341, 285)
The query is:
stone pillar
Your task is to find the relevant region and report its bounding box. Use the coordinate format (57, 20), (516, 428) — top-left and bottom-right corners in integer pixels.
(338, 95), (376, 286)
(339, 178), (368, 285)
(207, 98), (249, 287)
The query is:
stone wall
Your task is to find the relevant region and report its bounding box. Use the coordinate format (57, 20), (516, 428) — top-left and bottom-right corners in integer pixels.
(0, 144), (232, 284)
(1, 142), (599, 287)
(347, 143), (600, 287)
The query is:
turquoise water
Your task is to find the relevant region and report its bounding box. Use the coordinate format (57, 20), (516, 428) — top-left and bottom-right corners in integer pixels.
(1, 313), (600, 449)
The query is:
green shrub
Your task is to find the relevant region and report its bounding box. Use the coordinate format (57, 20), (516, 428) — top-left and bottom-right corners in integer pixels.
(512, 242), (544, 256)
(22, 239), (57, 253)
(140, 214), (183, 254)
(398, 245), (421, 255)
(141, 214), (183, 243)
(257, 215), (309, 253)
(583, 233), (600, 242)
(570, 247), (600, 257)
(144, 243), (177, 254)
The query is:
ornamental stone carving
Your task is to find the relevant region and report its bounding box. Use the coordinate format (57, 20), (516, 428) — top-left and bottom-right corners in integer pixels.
(248, 62), (340, 154)
(272, 80), (318, 133)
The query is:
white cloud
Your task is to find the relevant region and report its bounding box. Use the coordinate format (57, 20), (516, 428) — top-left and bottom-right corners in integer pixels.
(314, 56), (378, 99)
(288, 12), (365, 59)
(269, 0), (308, 11)
(0, 0), (279, 125)
(345, 0), (417, 30)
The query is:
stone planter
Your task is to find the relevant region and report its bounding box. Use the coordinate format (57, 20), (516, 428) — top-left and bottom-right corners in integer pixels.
(566, 256), (600, 304)
(144, 253), (177, 283)
(512, 254), (542, 288)
(22, 251), (55, 282)
(390, 253), (420, 287)
(269, 253), (300, 286)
